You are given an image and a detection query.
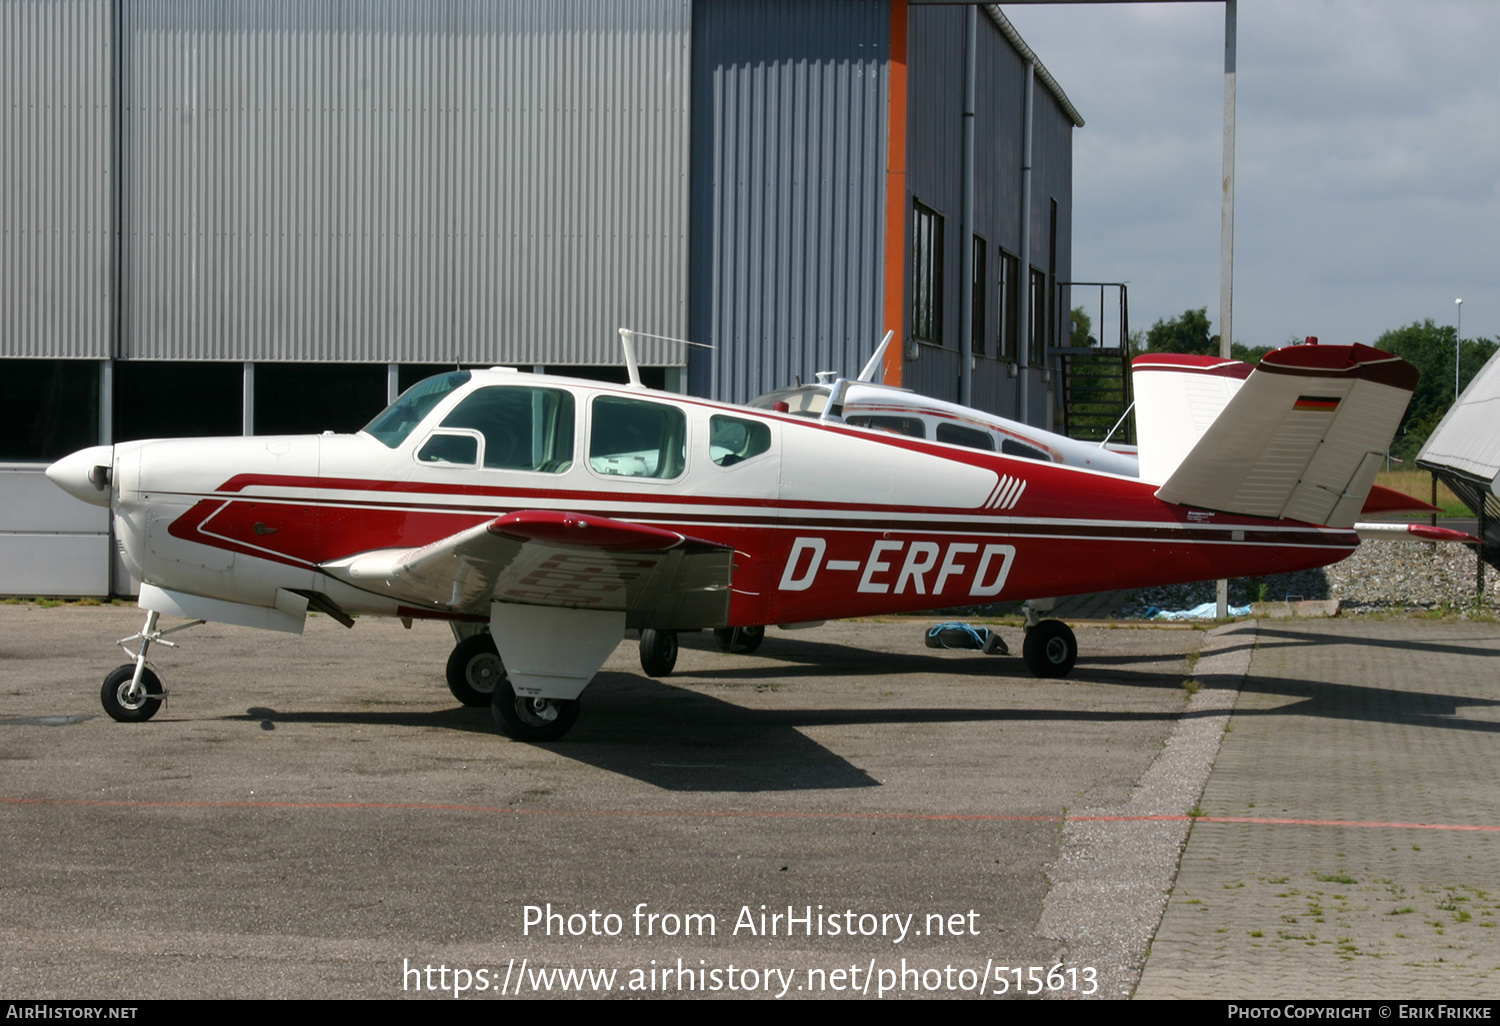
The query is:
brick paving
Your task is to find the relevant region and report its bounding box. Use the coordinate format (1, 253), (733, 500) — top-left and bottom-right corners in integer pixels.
(1135, 619), (1500, 999)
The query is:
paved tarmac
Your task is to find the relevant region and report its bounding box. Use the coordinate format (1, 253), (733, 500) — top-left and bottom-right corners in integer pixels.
(1137, 618), (1500, 999)
(1, 604), (1497, 1000)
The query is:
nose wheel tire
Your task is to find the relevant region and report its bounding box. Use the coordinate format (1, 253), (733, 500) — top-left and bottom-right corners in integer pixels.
(639, 628), (679, 677)
(491, 681), (579, 742)
(713, 625), (765, 654)
(446, 633), (506, 707)
(101, 664), (164, 722)
(1022, 619), (1077, 678)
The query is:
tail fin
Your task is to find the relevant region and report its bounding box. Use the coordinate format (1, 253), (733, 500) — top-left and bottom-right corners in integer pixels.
(1132, 354), (1253, 484)
(1150, 343), (1417, 528)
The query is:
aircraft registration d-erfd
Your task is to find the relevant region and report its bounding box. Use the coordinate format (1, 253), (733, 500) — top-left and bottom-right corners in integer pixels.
(48, 331), (1458, 741)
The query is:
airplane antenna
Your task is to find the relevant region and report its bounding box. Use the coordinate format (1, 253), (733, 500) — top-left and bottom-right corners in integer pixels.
(1099, 401), (1135, 448)
(617, 329), (644, 387)
(617, 328), (714, 390)
(857, 330), (895, 383)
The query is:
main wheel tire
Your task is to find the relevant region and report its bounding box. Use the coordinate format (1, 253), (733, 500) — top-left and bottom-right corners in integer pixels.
(446, 633), (506, 707)
(639, 628), (678, 677)
(490, 681), (579, 742)
(1022, 619), (1077, 678)
(101, 664), (164, 723)
(713, 625), (765, 654)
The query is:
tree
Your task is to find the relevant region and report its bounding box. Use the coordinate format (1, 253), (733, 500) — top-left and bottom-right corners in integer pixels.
(1144, 307), (1220, 356)
(1373, 320), (1498, 460)
(1230, 343), (1274, 365)
(1070, 306), (1097, 348)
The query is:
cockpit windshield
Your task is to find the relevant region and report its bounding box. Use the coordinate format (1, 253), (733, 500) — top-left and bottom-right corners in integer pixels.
(362, 371), (471, 448)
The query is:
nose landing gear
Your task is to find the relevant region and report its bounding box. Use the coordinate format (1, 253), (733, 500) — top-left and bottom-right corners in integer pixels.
(99, 609), (205, 722)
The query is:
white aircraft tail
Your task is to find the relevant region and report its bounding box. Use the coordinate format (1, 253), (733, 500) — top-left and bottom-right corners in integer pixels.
(1132, 354), (1252, 485)
(1143, 343), (1417, 529)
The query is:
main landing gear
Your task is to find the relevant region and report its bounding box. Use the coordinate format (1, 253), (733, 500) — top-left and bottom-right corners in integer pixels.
(445, 633), (506, 707)
(490, 681), (580, 743)
(444, 627), (581, 742)
(1020, 612), (1077, 679)
(638, 628), (678, 677)
(99, 609), (204, 722)
(713, 624), (765, 654)
(636, 624), (767, 677)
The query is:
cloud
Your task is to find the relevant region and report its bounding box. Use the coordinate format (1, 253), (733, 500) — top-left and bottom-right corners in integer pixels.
(999, 0), (1500, 346)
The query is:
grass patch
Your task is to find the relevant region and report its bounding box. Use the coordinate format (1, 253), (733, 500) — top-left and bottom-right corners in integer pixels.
(1315, 872), (1357, 885)
(1374, 470), (1469, 516)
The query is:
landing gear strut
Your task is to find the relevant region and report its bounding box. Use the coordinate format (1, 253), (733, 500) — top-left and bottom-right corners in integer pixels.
(713, 625), (765, 654)
(100, 609), (203, 722)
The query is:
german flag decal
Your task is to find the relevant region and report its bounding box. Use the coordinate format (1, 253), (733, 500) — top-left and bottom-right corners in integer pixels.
(1293, 395), (1341, 411)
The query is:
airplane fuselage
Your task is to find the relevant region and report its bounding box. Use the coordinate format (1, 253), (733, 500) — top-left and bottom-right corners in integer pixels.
(58, 368), (1356, 632)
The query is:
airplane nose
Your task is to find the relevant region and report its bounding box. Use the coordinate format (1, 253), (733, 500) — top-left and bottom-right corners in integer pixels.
(46, 445), (115, 507)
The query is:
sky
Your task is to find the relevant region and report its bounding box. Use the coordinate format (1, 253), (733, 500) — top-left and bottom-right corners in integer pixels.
(997, 0), (1499, 349)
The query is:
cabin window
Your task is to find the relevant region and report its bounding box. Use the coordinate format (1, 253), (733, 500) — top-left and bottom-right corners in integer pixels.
(589, 395), (686, 479)
(936, 422), (994, 451)
(846, 415), (925, 439)
(709, 415), (771, 467)
(365, 371), (471, 448)
(1001, 437), (1051, 462)
(416, 431), (480, 466)
(435, 386), (575, 472)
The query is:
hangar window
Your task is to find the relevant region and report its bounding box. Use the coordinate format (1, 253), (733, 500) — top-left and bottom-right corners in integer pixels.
(709, 415), (771, 467)
(256, 363), (388, 436)
(589, 395), (685, 479)
(435, 386), (575, 472)
(971, 235), (988, 356)
(998, 250), (1020, 361)
(0, 360), (100, 460)
(115, 361), (241, 442)
(912, 200), (944, 345)
(1028, 267), (1048, 367)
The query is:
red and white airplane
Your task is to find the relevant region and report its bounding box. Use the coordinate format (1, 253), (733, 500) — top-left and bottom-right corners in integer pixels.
(47, 335), (1432, 741)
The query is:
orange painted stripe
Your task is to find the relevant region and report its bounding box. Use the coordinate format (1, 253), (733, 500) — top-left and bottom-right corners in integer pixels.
(882, 0), (909, 388)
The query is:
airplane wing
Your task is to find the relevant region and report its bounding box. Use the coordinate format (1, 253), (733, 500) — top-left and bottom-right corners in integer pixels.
(321, 511), (735, 702)
(1152, 343), (1418, 528)
(321, 510), (734, 630)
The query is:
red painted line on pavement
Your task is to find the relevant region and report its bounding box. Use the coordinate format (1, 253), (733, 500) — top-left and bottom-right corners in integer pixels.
(4, 796), (1498, 832)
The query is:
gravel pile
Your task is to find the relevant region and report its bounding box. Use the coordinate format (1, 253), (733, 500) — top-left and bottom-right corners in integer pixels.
(1118, 540), (1499, 618)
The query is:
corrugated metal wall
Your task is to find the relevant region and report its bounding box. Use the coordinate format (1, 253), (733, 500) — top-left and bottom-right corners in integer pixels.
(902, 3), (1072, 423)
(118, 0), (691, 365)
(688, 0), (888, 404)
(0, 0), (113, 359)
